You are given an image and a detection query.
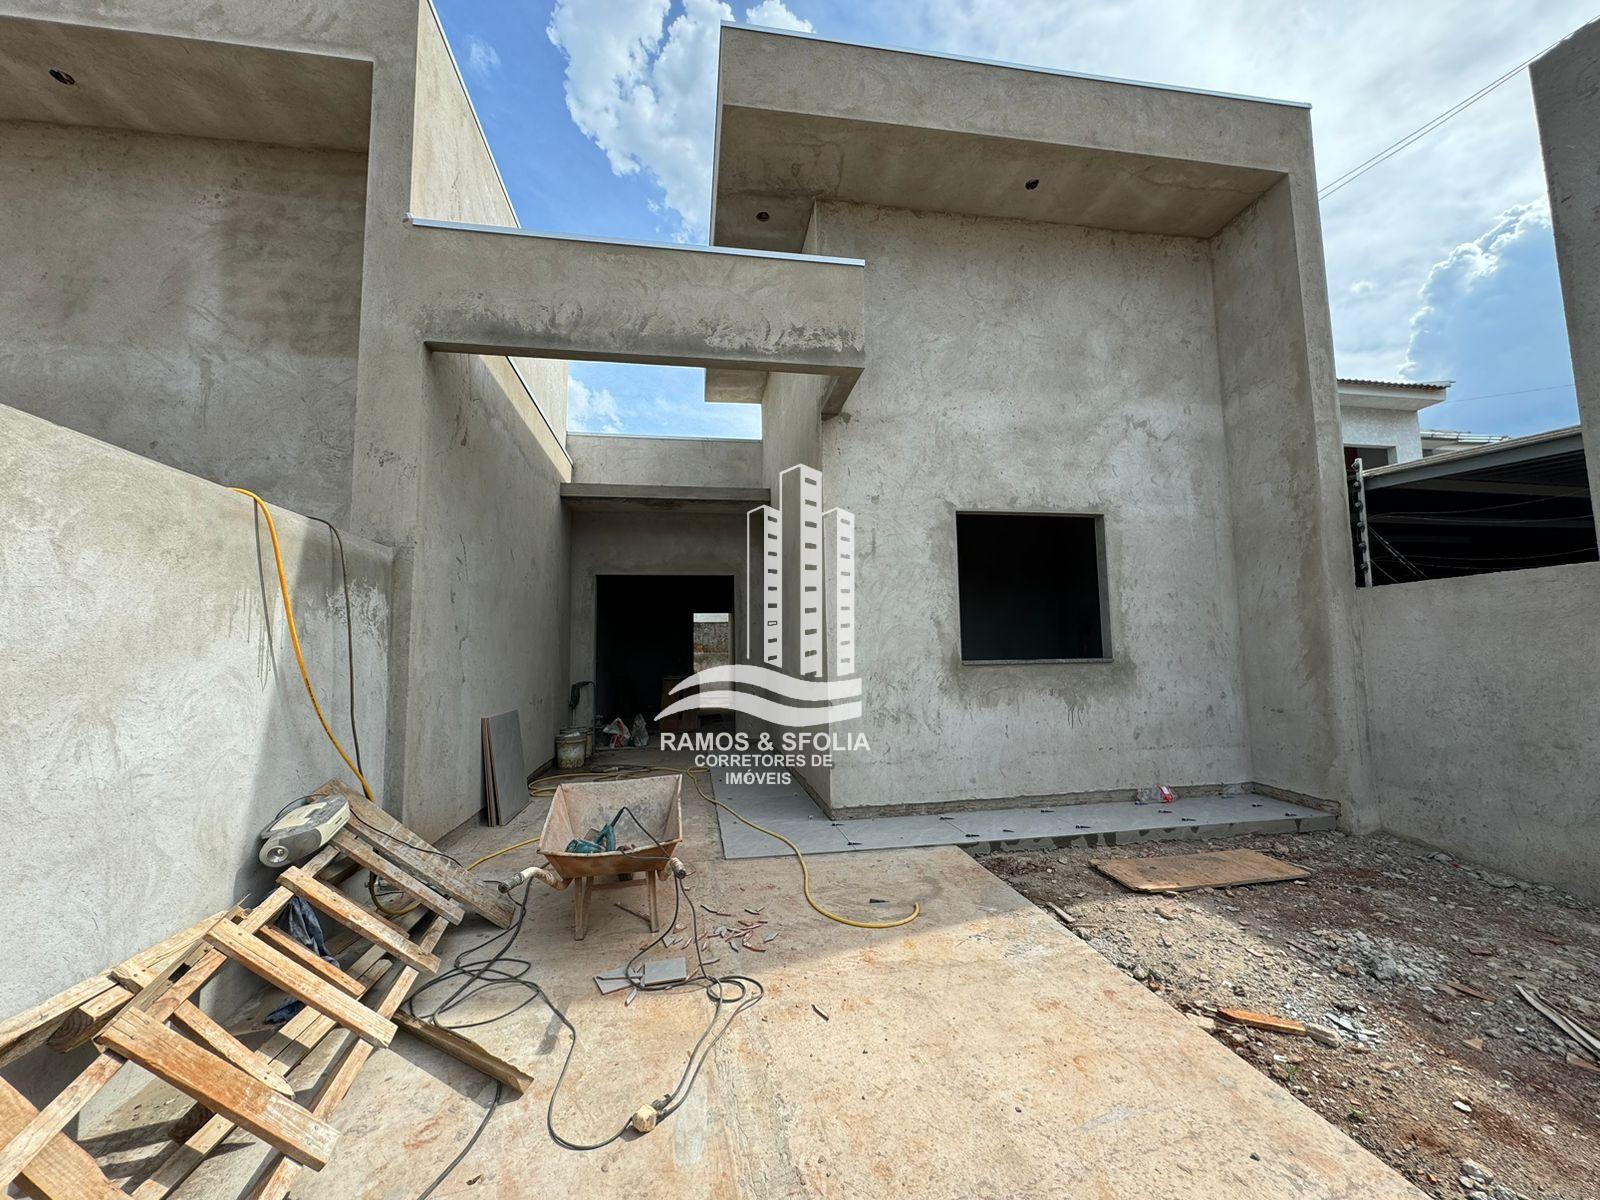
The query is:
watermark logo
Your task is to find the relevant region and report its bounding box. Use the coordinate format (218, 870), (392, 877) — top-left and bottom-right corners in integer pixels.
(656, 464), (861, 728)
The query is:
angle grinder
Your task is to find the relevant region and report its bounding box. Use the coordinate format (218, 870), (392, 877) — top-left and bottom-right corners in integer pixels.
(259, 795), (351, 867)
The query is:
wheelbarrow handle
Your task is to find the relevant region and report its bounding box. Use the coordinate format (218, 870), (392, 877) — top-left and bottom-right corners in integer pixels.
(498, 864), (569, 894)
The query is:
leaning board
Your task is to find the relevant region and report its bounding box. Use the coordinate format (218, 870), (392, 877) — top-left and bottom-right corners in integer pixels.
(1091, 848), (1309, 893)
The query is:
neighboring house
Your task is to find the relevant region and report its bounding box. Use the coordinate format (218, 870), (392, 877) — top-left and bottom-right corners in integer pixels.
(1336, 378), (1451, 467)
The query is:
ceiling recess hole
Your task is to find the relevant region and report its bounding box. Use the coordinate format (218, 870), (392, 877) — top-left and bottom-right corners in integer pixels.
(755, 210), (770, 222)
(49, 68), (76, 86)
(1024, 178), (1040, 190)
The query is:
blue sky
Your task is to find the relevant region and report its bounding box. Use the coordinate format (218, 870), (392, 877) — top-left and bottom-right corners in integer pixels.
(433, 0), (1586, 442)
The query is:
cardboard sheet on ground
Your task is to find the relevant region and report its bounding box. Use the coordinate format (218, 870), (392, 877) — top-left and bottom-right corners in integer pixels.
(1092, 848), (1309, 893)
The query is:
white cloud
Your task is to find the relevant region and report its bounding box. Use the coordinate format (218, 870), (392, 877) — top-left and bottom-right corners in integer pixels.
(546, 0), (811, 239)
(885, 0), (1588, 386)
(567, 376), (625, 433)
(745, 1), (812, 32)
(464, 34), (500, 75)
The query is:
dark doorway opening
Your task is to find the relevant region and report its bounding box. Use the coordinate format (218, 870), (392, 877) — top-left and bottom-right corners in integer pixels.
(594, 574), (736, 732)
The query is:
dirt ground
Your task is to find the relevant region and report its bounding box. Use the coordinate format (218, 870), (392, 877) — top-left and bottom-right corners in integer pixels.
(975, 828), (1600, 1200)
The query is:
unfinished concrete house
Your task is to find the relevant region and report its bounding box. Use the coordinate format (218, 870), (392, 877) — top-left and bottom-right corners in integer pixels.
(2, 3), (1596, 1198)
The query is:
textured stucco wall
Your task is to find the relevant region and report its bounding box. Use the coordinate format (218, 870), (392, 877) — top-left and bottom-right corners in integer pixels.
(1211, 180), (1369, 820)
(1533, 19), (1600, 517)
(570, 433), (762, 488)
(810, 202), (1251, 811)
(0, 119), (366, 525)
(568, 510), (746, 729)
(387, 4), (571, 837)
(0, 404), (393, 1021)
(1358, 563), (1600, 899)
(1339, 405), (1423, 464)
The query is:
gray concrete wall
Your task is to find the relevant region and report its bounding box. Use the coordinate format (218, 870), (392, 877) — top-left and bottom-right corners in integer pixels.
(1211, 179), (1369, 820)
(0, 403), (393, 1022)
(811, 201), (1252, 812)
(1358, 563), (1600, 899)
(0, 119), (366, 525)
(570, 433), (762, 488)
(387, 4), (572, 838)
(568, 510), (747, 729)
(1533, 19), (1600, 517)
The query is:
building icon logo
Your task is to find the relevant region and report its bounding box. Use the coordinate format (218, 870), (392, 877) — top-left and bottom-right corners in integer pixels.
(656, 464), (862, 727)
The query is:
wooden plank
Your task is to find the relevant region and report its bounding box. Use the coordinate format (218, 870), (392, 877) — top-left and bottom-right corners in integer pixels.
(171, 1002), (294, 1098)
(1091, 849), (1311, 893)
(332, 828), (466, 923)
(276, 867), (441, 973)
(203, 921), (395, 1048)
(248, 914), (451, 1200)
(258, 925), (368, 998)
(99, 1008), (338, 1170)
(0, 1055), (122, 1194)
(322, 781), (517, 927)
(48, 983), (134, 1053)
(0, 976), (117, 1068)
(132, 942), (400, 1200)
(0, 1077), (125, 1200)
(111, 908), (237, 990)
(393, 1011), (533, 1094)
(1216, 1008), (1308, 1036)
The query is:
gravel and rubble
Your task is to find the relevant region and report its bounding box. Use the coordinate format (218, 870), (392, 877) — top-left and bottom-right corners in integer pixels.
(976, 827), (1600, 1200)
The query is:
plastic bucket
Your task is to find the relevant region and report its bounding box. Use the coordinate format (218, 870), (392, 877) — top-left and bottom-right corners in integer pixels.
(555, 727), (587, 771)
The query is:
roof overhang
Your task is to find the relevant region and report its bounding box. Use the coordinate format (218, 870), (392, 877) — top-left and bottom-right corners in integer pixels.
(1337, 378), (1451, 413)
(712, 25), (1310, 252)
(0, 15), (371, 151)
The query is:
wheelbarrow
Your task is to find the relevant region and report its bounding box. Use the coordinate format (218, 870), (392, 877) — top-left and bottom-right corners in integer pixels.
(513, 774), (684, 939)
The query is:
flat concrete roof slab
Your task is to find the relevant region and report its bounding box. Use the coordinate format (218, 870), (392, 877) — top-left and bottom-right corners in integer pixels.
(713, 771), (1336, 858)
(713, 26), (1304, 251)
(0, 17), (371, 150)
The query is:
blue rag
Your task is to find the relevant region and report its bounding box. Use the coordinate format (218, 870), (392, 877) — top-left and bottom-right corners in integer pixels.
(265, 897), (344, 1025)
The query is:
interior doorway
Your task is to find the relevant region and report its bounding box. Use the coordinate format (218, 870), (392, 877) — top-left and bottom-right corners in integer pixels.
(594, 574), (736, 734)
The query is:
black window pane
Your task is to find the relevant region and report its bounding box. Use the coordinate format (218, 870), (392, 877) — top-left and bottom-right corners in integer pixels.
(956, 514), (1105, 661)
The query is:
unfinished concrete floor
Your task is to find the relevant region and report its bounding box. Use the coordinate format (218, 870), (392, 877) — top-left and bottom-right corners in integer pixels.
(94, 753), (1424, 1198)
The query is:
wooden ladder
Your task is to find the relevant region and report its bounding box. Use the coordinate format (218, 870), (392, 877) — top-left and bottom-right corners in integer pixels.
(0, 781), (512, 1198)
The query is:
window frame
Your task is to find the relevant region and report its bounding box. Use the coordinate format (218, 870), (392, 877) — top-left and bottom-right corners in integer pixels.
(953, 509), (1114, 666)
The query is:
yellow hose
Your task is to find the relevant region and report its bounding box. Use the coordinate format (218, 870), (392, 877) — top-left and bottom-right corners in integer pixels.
(682, 770), (921, 930)
(233, 488), (374, 803)
(236, 490), (917, 930)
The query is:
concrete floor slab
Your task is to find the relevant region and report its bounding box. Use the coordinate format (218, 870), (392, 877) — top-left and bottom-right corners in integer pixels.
(106, 755), (1414, 1198)
(714, 772), (1337, 859)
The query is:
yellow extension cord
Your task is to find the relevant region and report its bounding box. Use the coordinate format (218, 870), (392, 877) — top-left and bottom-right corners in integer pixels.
(237, 487), (919, 930)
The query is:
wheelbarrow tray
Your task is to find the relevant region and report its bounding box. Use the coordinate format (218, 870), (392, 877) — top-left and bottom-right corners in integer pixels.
(541, 775), (683, 880)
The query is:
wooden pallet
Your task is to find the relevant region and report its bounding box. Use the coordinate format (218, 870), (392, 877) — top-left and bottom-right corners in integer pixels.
(0, 783), (488, 1198)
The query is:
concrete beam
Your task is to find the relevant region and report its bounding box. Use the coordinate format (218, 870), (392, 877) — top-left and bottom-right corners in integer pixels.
(402, 218), (865, 406)
(560, 483), (770, 513)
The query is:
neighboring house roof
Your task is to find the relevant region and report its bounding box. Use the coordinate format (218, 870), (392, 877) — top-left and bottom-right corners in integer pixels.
(1337, 377), (1452, 391)
(1364, 424), (1584, 483)
(1419, 428), (1510, 447)
(1337, 377), (1451, 414)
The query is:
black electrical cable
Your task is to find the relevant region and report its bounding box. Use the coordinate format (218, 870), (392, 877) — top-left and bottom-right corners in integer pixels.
(310, 516), (364, 776)
(402, 859), (763, 1180)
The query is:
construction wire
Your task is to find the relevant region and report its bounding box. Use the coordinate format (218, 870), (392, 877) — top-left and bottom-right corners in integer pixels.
(233, 489), (375, 803)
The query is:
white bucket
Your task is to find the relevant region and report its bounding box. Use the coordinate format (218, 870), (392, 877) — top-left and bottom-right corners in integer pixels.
(555, 727), (588, 771)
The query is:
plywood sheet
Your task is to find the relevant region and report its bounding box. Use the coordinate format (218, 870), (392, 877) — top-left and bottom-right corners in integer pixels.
(1091, 849), (1309, 893)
